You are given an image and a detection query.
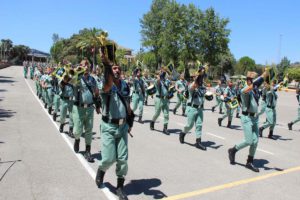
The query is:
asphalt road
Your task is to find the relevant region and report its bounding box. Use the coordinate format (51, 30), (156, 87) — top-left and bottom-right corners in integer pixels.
(1, 66), (300, 200)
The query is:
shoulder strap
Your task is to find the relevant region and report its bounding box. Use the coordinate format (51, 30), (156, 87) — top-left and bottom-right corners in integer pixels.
(81, 76), (94, 97)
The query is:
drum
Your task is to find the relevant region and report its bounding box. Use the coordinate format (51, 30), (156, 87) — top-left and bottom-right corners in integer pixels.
(168, 86), (176, 99)
(227, 97), (239, 109)
(220, 95), (224, 101)
(147, 85), (156, 95)
(205, 91), (214, 101)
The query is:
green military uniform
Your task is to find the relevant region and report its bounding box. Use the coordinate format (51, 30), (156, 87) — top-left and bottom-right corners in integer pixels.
(51, 76), (60, 118)
(218, 86), (236, 128)
(30, 63), (35, 79)
(173, 79), (187, 115)
(143, 76), (150, 105)
(59, 79), (74, 135)
(228, 83), (260, 172)
(179, 84), (207, 150)
(23, 61), (28, 78)
(34, 69), (42, 98)
(150, 78), (170, 134)
(212, 84), (224, 113)
(73, 74), (97, 162)
(288, 83), (300, 130)
(97, 80), (130, 178)
(259, 88), (278, 139)
(44, 74), (53, 112)
(132, 77), (145, 122)
(257, 87), (267, 117)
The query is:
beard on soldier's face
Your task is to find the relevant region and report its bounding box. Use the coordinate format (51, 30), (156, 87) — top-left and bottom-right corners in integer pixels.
(113, 72), (120, 79)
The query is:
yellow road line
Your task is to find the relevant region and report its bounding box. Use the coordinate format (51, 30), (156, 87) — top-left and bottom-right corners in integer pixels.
(164, 165), (300, 200)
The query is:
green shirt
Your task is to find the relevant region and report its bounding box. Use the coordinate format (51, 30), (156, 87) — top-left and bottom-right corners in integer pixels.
(74, 75), (97, 104)
(132, 77), (145, 94)
(188, 85), (206, 106)
(241, 86), (259, 113)
(265, 89), (278, 108)
(175, 80), (187, 92)
(59, 80), (74, 98)
(100, 80), (130, 119)
(155, 79), (170, 97)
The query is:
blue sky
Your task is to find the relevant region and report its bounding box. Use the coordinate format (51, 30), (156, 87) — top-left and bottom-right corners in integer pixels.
(1, 0), (299, 64)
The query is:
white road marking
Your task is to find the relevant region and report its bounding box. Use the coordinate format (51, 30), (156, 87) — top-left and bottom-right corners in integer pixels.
(257, 148), (274, 155)
(25, 79), (116, 200)
(206, 132), (226, 140)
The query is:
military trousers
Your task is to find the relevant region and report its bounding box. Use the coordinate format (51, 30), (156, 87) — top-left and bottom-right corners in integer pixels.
(174, 93), (187, 111)
(132, 93), (144, 117)
(257, 101), (267, 117)
(152, 98), (169, 125)
(292, 106), (300, 124)
(53, 94), (60, 114)
(60, 99), (73, 127)
(45, 88), (53, 107)
(262, 107), (276, 131)
(221, 104), (234, 121)
(183, 106), (203, 138)
(23, 68), (28, 78)
(235, 114), (259, 157)
(73, 105), (94, 145)
(212, 96), (223, 110)
(98, 121), (128, 178)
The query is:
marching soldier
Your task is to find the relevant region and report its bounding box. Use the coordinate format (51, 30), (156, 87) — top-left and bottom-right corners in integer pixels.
(288, 82), (300, 130)
(235, 80), (242, 118)
(34, 66), (42, 98)
(51, 72), (60, 121)
(179, 68), (207, 150)
(143, 72), (151, 106)
(218, 80), (237, 128)
(257, 83), (267, 117)
(23, 60), (28, 79)
(95, 57), (133, 200)
(42, 67), (54, 113)
(150, 67), (171, 135)
(228, 71), (267, 172)
(73, 65), (101, 162)
(59, 73), (74, 137)
(173, 74), (187, 116)
(132, 68), (146, 123)
(211, 80), (224, 114)
(259, 80), (278, 139)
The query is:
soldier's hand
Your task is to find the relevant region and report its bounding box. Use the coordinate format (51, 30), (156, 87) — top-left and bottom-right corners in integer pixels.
(96, 107), (101, 114)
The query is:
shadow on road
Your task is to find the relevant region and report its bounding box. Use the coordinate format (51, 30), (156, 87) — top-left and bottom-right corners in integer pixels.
(184, 140), (223, 150)
(0, 109), (16, 121)
(104, 178), (167, 199)
(235, 159), (284, 172)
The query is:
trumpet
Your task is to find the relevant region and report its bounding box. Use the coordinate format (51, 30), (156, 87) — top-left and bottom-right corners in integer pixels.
(97, 31), (117, 65)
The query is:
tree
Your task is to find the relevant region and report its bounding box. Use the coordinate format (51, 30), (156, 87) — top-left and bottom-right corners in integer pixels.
(277, 56), (290, 75)
(286, 67), (300, 81)
(10, 45), (30, 63)
(235, 56), (256, 75)
(1, 39), (13, 60)
(140, 0), (170, 69)
(198, 7), (230, 66)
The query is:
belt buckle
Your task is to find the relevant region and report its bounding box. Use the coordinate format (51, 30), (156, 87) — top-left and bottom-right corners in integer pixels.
(119, 118), (124, 125)
(83, 104), (88, 108)
(69, 97), (72, 100)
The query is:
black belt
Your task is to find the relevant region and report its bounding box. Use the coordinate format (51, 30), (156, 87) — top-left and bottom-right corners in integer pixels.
(156, 95), (168, 99)
(61, 96), (72, 100)
(187, 103), (203, 109)
(102, 116), (126, 125)
(74, 102), (93, 108)
(267, 106), (275, 109)
(242, 111), (256, 117)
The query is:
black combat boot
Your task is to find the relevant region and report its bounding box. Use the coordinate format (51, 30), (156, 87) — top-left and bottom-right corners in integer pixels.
(259, 127), (264, 137)
(173, 108), (177, 115)
(288, 122), (293, 130)
(44, 103), (47, 109)
(59, 124), (64, 133)
(195, 138), (206, 150)
(48, 106), (52, 114)
(228, 147), (238, 165)
(138, 116), (143, 124)
(268, 130), (276, 140)
(74, 139), (80, 153)
(116, 178), (128, 200)
(245, 156), (259, 172)
(236, 113), (240, 118)
(69, 127), (74, 138)
(145, 100), (148, 105)
(84, 145), (94, 163)
(163, 124), (170, 135)
(150, 121), (154, 130)
(179, 132), (186, 144)
(227, 121), (232, 128)
(95, 168), (105, 188)
(218, 118), (222, 126)
(219, 108), (223, 114)
(182, 108), (185, 116)
(53, 112), (57, 121)
(212, 106), (215, 112)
